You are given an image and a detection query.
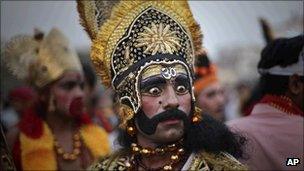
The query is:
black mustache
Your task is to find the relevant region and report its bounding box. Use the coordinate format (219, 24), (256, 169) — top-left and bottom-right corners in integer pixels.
(136, 108), (189, 135)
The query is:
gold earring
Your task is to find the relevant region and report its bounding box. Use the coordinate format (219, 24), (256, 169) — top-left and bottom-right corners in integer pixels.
(48, 94), (55, 112)
(192, 106), (202, 123)
(127, 125), (136, 136)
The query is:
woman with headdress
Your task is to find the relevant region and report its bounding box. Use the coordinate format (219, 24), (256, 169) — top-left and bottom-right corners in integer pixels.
(3, 28), (110, 170)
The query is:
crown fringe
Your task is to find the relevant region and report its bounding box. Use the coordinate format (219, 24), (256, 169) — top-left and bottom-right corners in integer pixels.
(89, 0), (203, 87)
(77, 0), (98, 40)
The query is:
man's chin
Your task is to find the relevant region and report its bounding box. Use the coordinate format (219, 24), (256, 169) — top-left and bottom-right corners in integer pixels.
(159, 132), (183, 144)
(154, 127), (184, 143)
(160, 119), (182, 126)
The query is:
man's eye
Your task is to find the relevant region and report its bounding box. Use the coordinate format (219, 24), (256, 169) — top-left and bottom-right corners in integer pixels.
(176, 85), (188, 94)
(62, 83), (75, 90)
(148, 87), (162, 95)
(80, 82), (85, 90)
(207, 91), (216, 98)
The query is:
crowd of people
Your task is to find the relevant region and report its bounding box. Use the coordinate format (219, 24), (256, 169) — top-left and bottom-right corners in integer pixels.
(0, 1), (303, 170)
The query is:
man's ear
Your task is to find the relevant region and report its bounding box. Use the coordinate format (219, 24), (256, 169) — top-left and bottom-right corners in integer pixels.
(288, 74), (302, 95)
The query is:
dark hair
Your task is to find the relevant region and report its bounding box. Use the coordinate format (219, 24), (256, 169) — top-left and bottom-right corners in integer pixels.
(259, 74), (290, 96)
(195, 52), (210, 68)
(117, 114), (247, 159)
(194, 51), (212, 80)
(82, 64), (97, 89)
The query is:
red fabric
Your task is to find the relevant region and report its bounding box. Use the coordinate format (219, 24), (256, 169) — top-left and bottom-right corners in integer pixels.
(18, 108), (43, 139)
(9, 87), (36, 102)
(12, 137), (22, 171)
(78, 113), (93, 126)
(18, 105), (92, 139)
(69, 97), (93, 126)
(259, 94), (303, 117)
(69, 97), (84, 118)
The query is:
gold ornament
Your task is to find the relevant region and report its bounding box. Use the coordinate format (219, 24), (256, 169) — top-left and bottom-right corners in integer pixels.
(54, 132), (82, 161)
(192, 106), (202, 123)
(130, 142), (185, 170)
(171, 154), (179, 160)
(126, 126), (136, 136)
(118, 104), (135, 128)
(163, 165), (173, 170)
(135, 22), (181, 55)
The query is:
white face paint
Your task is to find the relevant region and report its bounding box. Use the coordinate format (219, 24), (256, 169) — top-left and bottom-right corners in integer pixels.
(161, 67), (177, 80)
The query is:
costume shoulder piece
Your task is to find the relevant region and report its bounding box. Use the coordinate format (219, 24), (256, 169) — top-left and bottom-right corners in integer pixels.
(189, 151), (247, 171)
(88, 150), (130, 171)
(89, 150), (247, 171)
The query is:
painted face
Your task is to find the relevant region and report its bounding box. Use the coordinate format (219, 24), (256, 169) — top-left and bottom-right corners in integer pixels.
(50, 71), (85, 117)
(137, 64), (192, 143)
(197, 82), (225, 121)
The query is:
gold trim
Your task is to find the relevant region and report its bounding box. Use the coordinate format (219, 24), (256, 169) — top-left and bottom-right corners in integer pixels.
(90, 1), (200, 87)
(141, 64), (187, 80)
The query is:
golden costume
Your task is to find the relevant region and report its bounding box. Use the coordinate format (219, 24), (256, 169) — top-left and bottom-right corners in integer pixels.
(77, 1), (246, 170)
(3, 28), (110, 170)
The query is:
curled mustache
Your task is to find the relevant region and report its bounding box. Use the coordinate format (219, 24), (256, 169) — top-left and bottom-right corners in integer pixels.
(136, 108), (190, 135)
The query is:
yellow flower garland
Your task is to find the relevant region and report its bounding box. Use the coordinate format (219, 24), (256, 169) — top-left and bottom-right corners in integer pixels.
(80, 124), (110, 158)
(20, 122), (110, 170)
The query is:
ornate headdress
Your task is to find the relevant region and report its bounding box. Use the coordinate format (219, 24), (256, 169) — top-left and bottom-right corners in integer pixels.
(77, 1), (202, 126)
(3, 28), (82, 88)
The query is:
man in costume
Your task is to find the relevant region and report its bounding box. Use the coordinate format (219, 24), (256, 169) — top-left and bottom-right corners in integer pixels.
(77, 1), (246, 170)
(3, 28), (110, 170)
(194, 49), (226, 122)
(228, 35), (304, 170)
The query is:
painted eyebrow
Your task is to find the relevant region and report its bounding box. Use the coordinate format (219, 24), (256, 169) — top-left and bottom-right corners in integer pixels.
(174, 74), (190, 84)
(140, 76), (166, 89)
(59, 79), (82, 84)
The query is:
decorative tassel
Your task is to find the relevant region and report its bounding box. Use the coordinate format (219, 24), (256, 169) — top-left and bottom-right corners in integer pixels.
(192, 106), (202, 123)
(47, 94), (55, 113)
(118, 104), (135, 129)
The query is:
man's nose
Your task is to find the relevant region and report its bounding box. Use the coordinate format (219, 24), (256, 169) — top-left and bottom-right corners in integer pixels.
(74, 86), (84, 98)
(162, 85), (179, 110)
(215, 92), (225, 105)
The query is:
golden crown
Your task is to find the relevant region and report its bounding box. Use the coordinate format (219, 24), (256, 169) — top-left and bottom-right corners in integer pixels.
(3, 28), (82, 88)
(77, 1), (203, 123)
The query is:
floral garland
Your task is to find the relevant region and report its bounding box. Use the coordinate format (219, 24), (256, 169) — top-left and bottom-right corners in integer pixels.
(18, 108), (110, 170)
